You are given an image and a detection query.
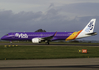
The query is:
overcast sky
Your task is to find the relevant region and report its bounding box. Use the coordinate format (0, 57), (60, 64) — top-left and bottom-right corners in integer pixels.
(0, 0), (99, 41)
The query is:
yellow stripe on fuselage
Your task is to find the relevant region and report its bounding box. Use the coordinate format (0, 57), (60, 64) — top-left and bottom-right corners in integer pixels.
(66, 30), (82, 41)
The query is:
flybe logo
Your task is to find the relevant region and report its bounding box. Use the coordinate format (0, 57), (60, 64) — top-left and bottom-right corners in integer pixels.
(85, 21), (94, 32)
(15, 33), (28, 38)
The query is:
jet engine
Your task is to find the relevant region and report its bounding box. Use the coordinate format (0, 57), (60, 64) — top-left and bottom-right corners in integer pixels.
(32, 38), (41, 43)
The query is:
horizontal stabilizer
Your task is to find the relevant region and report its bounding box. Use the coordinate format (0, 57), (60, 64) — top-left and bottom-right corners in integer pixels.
(86, 32), (97, 35)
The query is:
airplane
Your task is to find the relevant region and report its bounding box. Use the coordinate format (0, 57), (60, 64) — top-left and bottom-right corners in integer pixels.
(1, 19), (97, 44)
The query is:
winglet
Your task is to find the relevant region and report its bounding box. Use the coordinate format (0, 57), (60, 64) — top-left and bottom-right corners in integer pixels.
(54, 31), (57, 36)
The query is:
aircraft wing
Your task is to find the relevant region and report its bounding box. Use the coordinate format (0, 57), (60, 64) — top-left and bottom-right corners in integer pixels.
(42, 32), (57, 40)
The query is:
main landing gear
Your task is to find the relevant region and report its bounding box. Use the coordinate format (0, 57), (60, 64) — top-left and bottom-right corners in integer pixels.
(45, 41), (50, 45)
(47, 42), (49, 45)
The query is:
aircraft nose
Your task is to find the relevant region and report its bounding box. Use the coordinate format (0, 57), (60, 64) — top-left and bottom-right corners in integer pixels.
(1, 37), (4, 40)
(1, 36), (6, 40)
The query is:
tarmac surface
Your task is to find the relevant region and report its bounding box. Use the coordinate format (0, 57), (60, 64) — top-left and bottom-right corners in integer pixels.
(0, 58), (99, 70)
(0, 43), (99, 46)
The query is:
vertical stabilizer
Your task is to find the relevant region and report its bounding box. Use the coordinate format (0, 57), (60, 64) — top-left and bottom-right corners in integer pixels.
(82, 19), (96, 33)
(76, 19), (96, 39)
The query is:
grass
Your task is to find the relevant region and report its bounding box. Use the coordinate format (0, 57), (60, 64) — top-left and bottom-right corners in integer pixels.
(0, 45), (99, 60)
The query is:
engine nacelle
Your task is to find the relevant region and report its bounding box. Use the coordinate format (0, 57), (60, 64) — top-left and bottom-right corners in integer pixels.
(32, 38), (41, 43)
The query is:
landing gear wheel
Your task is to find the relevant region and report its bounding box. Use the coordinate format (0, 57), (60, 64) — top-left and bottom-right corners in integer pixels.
(47, 42), (49, 45)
